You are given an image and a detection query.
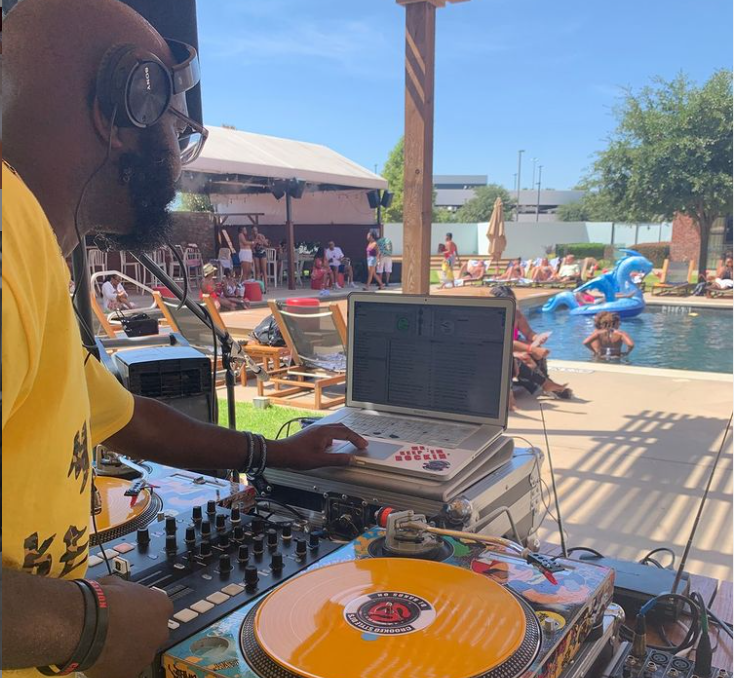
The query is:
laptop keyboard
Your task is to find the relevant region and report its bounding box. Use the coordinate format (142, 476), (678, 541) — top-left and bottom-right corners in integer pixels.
(340, 411), (478, 449)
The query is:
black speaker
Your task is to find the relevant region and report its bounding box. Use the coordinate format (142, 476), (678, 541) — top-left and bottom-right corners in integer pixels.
(119, 0), (202, 127)
(113, 345), (213, 424)
(288, 179), (306, 199)
(381, 191), (394, 208)
(367, 190), (381, 209)
(271, 180), (287, 201)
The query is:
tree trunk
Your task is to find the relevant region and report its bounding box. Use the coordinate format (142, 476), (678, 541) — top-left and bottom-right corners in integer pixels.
(697, 216), (712, 276)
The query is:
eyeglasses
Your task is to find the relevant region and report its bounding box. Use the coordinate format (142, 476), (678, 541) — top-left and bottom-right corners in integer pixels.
(170, 106), (208, 165)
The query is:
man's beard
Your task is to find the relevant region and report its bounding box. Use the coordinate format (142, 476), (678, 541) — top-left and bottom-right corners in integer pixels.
(95, 129), (177, 253)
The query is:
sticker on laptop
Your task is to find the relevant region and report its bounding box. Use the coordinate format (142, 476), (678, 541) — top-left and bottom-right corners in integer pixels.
(393, 445), (450, 469)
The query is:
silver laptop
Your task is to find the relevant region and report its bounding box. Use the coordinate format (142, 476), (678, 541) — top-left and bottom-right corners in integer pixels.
(315, 293), (516, 480)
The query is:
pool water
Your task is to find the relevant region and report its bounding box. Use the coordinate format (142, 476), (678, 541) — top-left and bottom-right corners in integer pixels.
(524, 305), (733, 374)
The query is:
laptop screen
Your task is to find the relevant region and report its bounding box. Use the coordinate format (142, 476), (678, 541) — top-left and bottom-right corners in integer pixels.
(349, 297), (513, 422)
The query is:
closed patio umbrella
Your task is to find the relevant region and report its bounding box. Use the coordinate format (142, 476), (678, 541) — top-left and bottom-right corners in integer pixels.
(486, 197), (506, 275)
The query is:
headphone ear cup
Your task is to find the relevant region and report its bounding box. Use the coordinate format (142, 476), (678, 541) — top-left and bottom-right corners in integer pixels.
(96, 44), (138, 125)
(96, 45), (172, 128)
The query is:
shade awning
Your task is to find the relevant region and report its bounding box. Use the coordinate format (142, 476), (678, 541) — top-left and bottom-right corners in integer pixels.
(187, 126), (388, 191)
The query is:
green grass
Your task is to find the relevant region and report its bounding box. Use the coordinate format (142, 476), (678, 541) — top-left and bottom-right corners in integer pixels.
(218, 400), (324, 438)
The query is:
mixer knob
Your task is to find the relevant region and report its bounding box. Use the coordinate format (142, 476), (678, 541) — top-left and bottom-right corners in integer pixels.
(253, 535), (264, 555)
(218, 533), (230, 549)
(238, 545), (249, 563)
(267, 529), (278, 549)
(295, 538), (307, 558)
(230, 507), (241, 524)
(281, 523), (292, 541)
(199, 541), (212, 558)
(215, 513), (226, 532)
(245, 565), (259, 590)
(252, 518), (265, 535)
(201, 520), (211, 538)
(185, 526), (196, 545)
(308, 532), (320, 550)
(270, 552), (283, 573)
(243, 531), (254, 545)
(192, 505), (203, 523)
(206, 500), (217, 515)
(165, 534), (177, 554)
(165, 516), (177, 535)
(233, 526), (245, 542)
(219, 553), (232, 573)
(136, 527), (150, 546)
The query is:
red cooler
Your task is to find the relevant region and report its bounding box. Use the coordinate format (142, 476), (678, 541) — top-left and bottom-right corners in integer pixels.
(285, 297), (320, 332)
(244, 281), (263, 302)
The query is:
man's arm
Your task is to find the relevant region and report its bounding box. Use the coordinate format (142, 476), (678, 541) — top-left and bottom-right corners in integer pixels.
(2, 569), (84, 669)
(105, 396), (366, 470)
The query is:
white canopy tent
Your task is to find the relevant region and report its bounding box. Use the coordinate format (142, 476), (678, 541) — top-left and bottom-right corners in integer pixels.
(186, 126), (387, 191)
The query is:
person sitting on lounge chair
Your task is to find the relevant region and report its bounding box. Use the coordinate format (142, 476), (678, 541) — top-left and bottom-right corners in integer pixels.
(459, 259), (487, 281)
(558, 254), (581, 282)
(101, 274), (135, 311)
(531, 258), (557, 282)
(711, 254), (733, 289)
(499, 257), (524, 280)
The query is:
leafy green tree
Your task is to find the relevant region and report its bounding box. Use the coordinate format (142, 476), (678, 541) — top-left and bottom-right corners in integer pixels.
(556, 189), (628, 222)
(179, 192), (214, 212)
(455, 184), (514, 222)
(381, 137), (404, 222)
(591, 70), (732, 272)
(433, 207), (458, 223)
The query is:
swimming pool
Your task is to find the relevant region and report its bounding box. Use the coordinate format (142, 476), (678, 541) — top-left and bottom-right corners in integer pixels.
(523, 304), (733, 374)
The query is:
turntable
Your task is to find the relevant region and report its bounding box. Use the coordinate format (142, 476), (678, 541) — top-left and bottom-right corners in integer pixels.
(163, 515), (616, 678)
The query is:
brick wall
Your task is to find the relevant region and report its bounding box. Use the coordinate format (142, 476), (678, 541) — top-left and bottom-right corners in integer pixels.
(169, 212), (218, 261)
(670, 213), (699, 263)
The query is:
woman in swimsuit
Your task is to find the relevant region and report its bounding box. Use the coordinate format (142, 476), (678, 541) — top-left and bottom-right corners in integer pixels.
(583, 311), (634, 359)
(238, 226), (253, 282)
(251, 226), (270, 293)
(364, 231), (384, 290)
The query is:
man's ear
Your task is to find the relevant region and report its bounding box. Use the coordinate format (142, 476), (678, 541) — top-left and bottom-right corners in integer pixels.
(91, 98), (124, 150)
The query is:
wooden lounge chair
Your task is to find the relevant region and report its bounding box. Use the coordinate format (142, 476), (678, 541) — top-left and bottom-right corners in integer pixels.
(652, 259), (695, 296)
(200, 294), (290, 386)
(259, 299), (347, 410)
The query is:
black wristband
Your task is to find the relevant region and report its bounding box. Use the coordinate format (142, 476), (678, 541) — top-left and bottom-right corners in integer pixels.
(75, 579), (110, 671)
(38, 580), (97, 676)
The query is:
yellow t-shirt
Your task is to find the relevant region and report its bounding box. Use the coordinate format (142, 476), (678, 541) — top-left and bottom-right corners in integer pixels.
(2, 163), (135, 674)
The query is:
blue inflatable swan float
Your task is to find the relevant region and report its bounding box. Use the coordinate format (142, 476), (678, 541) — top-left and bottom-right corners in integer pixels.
(542, 250), (653, 318)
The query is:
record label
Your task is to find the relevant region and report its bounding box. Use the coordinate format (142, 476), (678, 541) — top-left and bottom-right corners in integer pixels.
(343, 591), (436, 635)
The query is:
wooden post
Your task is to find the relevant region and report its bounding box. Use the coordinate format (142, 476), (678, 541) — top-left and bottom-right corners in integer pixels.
(285, 192), (296, 290)
(401, 1), (436, 295)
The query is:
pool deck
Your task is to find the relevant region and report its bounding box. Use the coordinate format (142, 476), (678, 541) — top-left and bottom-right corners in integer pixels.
(223, 359), (733, 582)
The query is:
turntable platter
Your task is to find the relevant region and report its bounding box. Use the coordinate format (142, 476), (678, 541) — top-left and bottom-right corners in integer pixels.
(90, 476), (161, 544)
(243, 558), (541, 678)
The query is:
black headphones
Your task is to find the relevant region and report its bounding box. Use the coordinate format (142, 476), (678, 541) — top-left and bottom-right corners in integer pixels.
(96, 44), (173, 128)
(96, 39), (200, 129)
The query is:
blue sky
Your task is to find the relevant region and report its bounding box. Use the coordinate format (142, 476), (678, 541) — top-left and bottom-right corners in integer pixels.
(196, 0), (731, 191)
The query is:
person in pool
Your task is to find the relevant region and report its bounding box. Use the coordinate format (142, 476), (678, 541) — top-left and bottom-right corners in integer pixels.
(583, 311), (635, 359)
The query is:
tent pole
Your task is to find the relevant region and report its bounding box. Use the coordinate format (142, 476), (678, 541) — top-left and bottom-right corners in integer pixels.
(285, 192), (296, 290)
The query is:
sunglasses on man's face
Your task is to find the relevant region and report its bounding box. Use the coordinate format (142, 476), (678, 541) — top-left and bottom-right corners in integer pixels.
(170, 106), (208, 165)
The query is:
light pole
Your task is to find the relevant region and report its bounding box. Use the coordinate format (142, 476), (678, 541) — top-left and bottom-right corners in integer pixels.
(531, 157), (538, 193)
(516, 149), (525, 221)
(535, 165), (543, 222)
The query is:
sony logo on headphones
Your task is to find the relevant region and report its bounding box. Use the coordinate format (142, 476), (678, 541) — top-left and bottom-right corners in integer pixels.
(144, 65), (151, 91)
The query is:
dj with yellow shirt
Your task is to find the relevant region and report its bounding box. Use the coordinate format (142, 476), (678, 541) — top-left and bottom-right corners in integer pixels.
(2, 2), (365, 677)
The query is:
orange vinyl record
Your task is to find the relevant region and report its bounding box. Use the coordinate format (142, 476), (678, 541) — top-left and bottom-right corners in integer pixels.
(90, 476), (160, 544)
(249, 558), (535, 678)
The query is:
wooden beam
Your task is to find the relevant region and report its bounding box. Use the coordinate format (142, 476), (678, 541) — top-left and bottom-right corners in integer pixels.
(402, 1), (436, 294)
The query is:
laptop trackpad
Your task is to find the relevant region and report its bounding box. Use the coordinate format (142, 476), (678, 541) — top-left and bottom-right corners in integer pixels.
(330, 439), (400, 461)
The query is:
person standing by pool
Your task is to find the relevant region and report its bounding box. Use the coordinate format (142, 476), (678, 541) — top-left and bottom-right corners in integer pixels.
(251, 226), (270, 292)
(238, 225), (253, 282)
(376, 233), (394, 286)
(443, 232), (460, 281)
(364, 230), (384, 291)
(583, 311), (635, 359)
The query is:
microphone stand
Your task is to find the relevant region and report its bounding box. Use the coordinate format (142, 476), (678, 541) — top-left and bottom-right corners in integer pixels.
(132, 252), (246, 431)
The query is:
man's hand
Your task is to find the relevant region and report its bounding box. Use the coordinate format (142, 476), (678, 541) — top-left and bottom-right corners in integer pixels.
(86, 577), (173, 678)
(267, 424), (368, 470)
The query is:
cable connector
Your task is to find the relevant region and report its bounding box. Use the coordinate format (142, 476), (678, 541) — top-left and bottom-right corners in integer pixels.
(632, 613), (647, 659)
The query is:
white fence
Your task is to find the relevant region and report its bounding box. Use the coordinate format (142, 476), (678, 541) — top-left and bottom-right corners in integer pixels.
(384, 221), (672, 258)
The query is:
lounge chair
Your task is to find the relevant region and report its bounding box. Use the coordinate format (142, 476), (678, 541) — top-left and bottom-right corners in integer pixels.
(259, 299), (347, 410)
(200, 294), (290, 386)
(652, 259), (695, 296)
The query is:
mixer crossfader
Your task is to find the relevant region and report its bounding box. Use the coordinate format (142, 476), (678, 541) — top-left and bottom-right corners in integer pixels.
(87, 501), (340, 671)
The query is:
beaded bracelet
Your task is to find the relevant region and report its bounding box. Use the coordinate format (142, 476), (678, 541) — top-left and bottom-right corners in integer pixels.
(242, 431), (255, 474)
(255, 435), (268, 477)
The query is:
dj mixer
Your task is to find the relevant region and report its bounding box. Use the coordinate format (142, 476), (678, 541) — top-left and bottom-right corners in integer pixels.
(88, 500), (340, 675)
